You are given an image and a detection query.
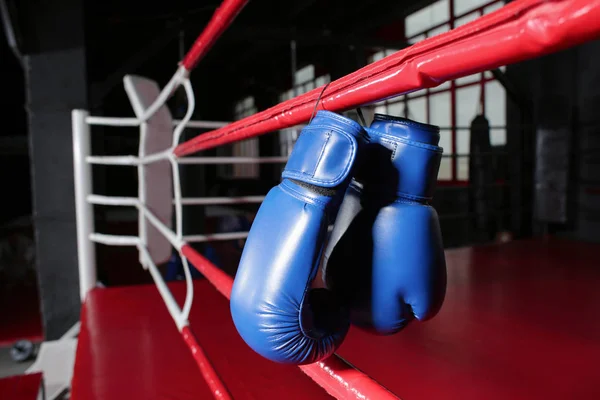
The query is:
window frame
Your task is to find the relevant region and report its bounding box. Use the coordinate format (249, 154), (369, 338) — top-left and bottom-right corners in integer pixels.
(278, 65), (330, 157)
(375, 0), (506, 184)
(221, 96), (259, 178)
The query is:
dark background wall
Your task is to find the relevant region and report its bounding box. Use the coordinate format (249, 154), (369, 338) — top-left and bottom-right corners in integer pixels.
(20, 0), (87, 340)
(0, 17), (29, 226)
(437, 39), (600, 247)
(506, 40), (600, 243)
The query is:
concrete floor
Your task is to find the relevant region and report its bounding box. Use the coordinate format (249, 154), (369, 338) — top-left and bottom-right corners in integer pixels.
(0, 344), (36, 378)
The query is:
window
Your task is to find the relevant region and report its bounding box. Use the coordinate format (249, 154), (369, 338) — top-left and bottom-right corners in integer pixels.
(370, 0), (507, 182)
(405, 0), (449, 37)
(454, 0), (491, 15)
(279, 65), (330, 156)
(221, 96), (259, 178)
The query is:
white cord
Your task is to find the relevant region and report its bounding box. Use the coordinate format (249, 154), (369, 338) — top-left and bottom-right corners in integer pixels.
(84, 74), (198, 332)
(138, 244), (188, 330)
(169, 77), (196, 328)
(173, 79), (196, 147)
(139, 66), (188, 123)
(170, 154), (184, 239)
(180, 254), (193, 323)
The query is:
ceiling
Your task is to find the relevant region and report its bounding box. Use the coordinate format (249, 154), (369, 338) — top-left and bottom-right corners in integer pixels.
(87, 0), (436, 106)
(3, 0), (436, 116)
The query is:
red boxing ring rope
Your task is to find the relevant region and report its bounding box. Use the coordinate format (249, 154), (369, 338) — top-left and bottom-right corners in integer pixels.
(174, 0), (600, 156)
(181, 0), (249, 71)
(181, 246), (398, 399)
(181, 326), (231, 400)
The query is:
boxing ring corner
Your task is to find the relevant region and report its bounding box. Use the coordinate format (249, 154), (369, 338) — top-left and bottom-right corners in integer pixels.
(66, 0), (600, 399)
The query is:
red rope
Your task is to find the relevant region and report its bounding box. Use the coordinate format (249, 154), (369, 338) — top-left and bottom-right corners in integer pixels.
(181, 326), (233, 400)
(181, 244), (398, 400)
(175, 0), (600, 156)
(181, 0), (249, 71)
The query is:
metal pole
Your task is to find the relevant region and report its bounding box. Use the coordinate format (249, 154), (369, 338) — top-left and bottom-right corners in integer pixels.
(72, 110), (97, 301)
(449, 0), (458, 182)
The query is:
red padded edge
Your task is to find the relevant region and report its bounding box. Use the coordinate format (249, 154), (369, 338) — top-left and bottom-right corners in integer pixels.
(72, 281), (333, 400)
(175, 0), (600, 156)
(181, 0), (248, 71)
(0, 373), (43, 400)
(182, 245), (233, 300)
(71, 284), (215, 400)
(181, 244), (398, 400)
(181, 326), (232, 399)
(338, 238), (600, 399)
(73, 239), (600, 399)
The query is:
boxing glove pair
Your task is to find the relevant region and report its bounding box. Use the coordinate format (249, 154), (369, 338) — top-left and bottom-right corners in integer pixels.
(230, 111), (446, 364)
(322, 114), (446, 335)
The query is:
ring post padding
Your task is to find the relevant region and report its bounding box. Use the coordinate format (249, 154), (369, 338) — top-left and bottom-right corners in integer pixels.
(72, 110), (97, 301)
(124, 75), (173, 266)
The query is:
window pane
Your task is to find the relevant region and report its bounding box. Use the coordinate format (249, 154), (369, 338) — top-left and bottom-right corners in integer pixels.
(407, 89), (427, 99)
(439, 131), (452, 154)
(429, 23), (450, 38)
(408, 34), (426, 44)
(485, 80), (506, 127)
(387, 100), (404, 117)
(454, 0), (488, 15)
(315, 75), (330, 87)
(457, 128), (470, 155)
(374, 104), (388, 115)
(407, 97), (427, 123)
(456, 85), (480, 127)
(430, 92), (451, 128)
(294, 65), (314, 85)
(406, 0), (449, 37)
(280, 128), (300, 157)
(369, 50), (386, 63)
(491, 128), (507, 146)
(438, 158), (452, 180)
(455, 73), (480, 86)
(455, 11), (479, 27)
(485, 68), (505, 79)
(484, 2), (504, 14)
(235, 97), (256, 119)
(304, 82), (315, 92)
(435, 81), (452, 90)
(233, 138), (259, 178)
(457, 157), (469, 181)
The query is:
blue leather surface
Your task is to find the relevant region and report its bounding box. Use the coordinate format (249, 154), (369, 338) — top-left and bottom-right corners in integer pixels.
(323, 114), (447, 335)
(283, 111), (364, 188)
(230, 111), (365, 364)
(367, 114), (443, 200)
(370, 113), (440, 145)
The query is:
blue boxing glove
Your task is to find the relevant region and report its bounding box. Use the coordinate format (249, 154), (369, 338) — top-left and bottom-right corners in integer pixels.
(323, 114), (447, 335)
(230, 111), (366, 364)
